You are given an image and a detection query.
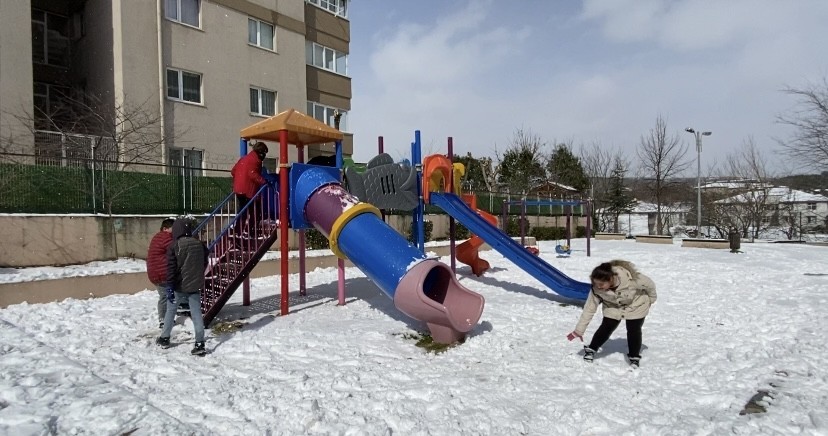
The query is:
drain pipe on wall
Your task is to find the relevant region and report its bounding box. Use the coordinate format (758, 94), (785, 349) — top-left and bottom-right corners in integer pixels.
(156, 0), (167, 167)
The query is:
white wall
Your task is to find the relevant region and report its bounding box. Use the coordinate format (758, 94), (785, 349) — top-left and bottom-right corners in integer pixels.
(0, 0), (34, 154)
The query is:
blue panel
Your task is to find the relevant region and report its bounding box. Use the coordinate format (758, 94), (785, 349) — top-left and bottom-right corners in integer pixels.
(430, 192), (590, 301)
(522, 200), (582, 207)
(290, 163), (341, 230)
(337, 212), (427, 297)
(262, 177), (279, 220)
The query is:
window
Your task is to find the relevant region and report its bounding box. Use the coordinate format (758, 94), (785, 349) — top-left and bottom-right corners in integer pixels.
(306, 0), (348, 18)
(32, 9), (71, 67)
(165, 0), (200, 27)
(807, 216), (816, 224)
(250, 87), (276, 116)
(248, 18), (274, 50)
(807, 202), (817, 210)
(305, 42), (348, 75)
(166, 68), (202, 104)
(168, 147), (203, 176)
(307, 101), (347, 131)
(33, 82), (71, 119)
(32, 82), (77, 130)
(263, 157), (278, 173)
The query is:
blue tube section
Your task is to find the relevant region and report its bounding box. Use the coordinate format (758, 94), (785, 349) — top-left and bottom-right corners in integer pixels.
(337, 213), (427, 297)
(335, 140), (343, 169)
(293, 166), (340, 216)
(295, 167), (428, 298)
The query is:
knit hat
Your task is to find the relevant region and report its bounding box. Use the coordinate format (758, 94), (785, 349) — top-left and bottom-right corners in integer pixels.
(252, 142), (268, 154)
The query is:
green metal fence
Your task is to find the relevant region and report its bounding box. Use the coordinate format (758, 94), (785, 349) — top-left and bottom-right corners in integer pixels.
(0, 158), (231, 215)
(392, 192), (586, 217)
(1, 156), (586, 217)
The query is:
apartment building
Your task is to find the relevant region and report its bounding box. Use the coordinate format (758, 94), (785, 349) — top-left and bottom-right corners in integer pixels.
(0, 0), (352, 173)
(715, 187), (828, 233)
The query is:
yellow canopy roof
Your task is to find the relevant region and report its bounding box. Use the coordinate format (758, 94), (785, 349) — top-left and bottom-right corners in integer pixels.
(239, 108), (343, 145)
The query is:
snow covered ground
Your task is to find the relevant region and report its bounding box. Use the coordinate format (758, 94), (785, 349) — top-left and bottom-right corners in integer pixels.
(1, 238), (827, 435)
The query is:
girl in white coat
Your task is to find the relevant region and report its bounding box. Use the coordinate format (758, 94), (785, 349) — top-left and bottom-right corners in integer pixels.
(567, 260), (657, 367)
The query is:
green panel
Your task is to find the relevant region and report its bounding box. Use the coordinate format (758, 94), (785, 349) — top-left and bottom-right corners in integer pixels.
(0, 163), (231, 214)
(1, 162), (585, 217)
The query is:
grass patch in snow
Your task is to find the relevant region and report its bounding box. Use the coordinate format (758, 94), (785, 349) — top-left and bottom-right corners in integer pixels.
(211, 320), (245, 335)
(739, 389), (772, 415)
(400, 332), (463, 354)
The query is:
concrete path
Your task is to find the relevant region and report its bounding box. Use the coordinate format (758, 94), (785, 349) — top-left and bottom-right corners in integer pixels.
(0, 246), (456, 308)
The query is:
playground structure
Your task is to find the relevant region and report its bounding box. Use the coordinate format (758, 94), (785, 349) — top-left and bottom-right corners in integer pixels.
(189, 109), (591, 344)
(455, 193), (498, 276)
(501, 199), (593, 258)
(354, 131), (593, 301)
(193, 110), (484, 344)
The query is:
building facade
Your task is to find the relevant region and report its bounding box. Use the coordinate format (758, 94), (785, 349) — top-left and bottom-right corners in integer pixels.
(714, 187), (828, 236)
(0, 0), (352, 173)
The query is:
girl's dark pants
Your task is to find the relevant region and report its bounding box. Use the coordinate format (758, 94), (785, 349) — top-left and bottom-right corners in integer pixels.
(236, 194), (260, 230)
(588, 317), (645, 358)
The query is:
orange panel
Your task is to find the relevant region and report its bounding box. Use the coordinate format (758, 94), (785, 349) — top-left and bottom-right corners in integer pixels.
(422, 154), (453, 204)
(461, 193), (477, 209)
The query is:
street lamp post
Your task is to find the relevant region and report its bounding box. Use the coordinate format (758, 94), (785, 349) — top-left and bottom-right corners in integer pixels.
(685, 127), (711, 237)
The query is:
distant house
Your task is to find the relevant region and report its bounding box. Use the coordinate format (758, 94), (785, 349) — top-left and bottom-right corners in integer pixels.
(715, 187), (828, 233)
(529, 181), (580, 198)
(701, 179), (772, 194)
(630, 201), (690, 235)
(598, 201), (690, 236)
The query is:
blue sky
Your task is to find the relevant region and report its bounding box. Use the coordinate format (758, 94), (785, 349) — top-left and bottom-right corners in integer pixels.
(346, 0), (828, 174)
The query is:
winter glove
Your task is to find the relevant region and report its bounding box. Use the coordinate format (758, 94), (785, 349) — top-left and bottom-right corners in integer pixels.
(165, 288), (175, 303)
(566, 331), (583, 342)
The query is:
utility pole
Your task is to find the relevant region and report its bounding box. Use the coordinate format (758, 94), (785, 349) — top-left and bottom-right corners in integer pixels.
(685, 128), (712, 236)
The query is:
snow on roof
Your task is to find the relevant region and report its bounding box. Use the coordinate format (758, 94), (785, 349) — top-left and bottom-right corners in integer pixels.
(701, 180), (773, 190)
(596, 201), (690, 214)
(715, 187), (828, 204)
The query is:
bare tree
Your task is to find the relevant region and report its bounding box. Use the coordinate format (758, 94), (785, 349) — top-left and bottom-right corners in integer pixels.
(0, 133), (26, 192)
(454, 153), (495, 192)
(636, 115), (691, 235)
(477, 156), (497, 192)
(579, 141), (627, 232)
(775, 193), (804, 241)
(777, 78), (828, 172)
(494, 128), (547, 194)
(10, 91), (182, 257)
(24, 91), (172, 167)
(709, 137), (776, 240)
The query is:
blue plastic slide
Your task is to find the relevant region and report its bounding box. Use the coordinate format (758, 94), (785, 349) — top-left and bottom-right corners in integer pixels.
(430, 192), (590, 301)
(291, 165), (485, 343)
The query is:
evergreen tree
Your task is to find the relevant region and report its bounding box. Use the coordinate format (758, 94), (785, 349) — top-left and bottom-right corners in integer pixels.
(605, 158), (638, 233)
(546, 143), (590, 194)
(495, 128), (546, 194)
(453, 152), (494, 192)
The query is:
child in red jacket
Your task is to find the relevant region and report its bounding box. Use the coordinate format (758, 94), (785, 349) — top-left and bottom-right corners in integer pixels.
(146, 218), (174, 328)
(231, 142), (268, 234)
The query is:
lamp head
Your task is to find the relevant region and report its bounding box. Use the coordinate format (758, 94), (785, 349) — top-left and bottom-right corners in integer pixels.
(702, 131), (712, 136)
(685, 127), (695, 133)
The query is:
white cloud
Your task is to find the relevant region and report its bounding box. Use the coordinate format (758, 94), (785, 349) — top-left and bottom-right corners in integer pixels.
(350, 1), (828, 174)
(352, 1), (532, 159)
(581, 0), (828, 52)
(370, 2), (530, 89)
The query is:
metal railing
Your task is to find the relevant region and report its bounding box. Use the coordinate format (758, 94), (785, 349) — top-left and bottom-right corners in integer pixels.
(0, 151), (231, 214)
(194, 183), (279, 325)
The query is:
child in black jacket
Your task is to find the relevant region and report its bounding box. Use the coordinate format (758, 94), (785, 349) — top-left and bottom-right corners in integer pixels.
(156, 218), (209, 356)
